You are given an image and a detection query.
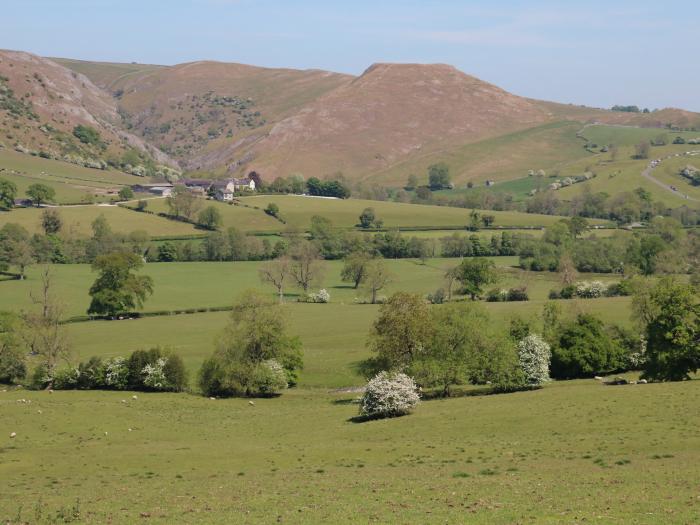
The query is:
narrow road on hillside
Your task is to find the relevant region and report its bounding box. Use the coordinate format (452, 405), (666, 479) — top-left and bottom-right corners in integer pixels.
(641, 153), (700, 203)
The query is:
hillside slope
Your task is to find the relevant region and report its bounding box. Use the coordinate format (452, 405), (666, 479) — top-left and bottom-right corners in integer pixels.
(0, 50), (173, 167)
(11, 51), (700, 187)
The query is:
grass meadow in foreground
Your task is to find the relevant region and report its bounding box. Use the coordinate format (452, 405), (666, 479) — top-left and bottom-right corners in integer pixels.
(1, 380), (698, 524)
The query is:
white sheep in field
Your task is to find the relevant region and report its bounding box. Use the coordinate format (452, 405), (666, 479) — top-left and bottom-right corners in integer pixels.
(10, 432), (17, 438)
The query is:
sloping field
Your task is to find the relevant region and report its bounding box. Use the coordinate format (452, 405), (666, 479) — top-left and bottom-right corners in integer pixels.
(0, 149), (145, 203)
(0, 205), (197, 236)
(239, 195), (611, 230)
(127, 198), (283, 233)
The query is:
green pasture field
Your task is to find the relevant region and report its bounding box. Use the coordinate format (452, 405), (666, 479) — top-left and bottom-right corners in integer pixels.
(2, 376), (698, 523)
(58, 296), (632, 389)
(580, 124), (699, 148)
(0, 205), (197, 237)
(239, 194), (611, 230)
(126, 197), (283, 233)
(405, 227), (624, 240)
(0, 258), (624, 319)
(0, 149), (144, 204)
(434, 176), (544, 201)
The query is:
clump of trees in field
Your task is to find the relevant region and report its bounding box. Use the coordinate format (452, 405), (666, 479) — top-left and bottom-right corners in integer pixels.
(198, 290), (303, 397)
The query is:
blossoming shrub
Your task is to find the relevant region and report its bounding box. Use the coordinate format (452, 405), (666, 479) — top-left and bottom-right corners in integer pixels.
(575, 280), (607, 298)
(105, 357), (129, 389)
(251, 359), (288, 395)
(360, 371), (420, 419)
(517, 334), (551, 385)
(300, 289), (331, 303)
(142, 358), (169, 390)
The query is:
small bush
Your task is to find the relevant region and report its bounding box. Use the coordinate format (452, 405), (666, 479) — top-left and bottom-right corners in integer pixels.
(0, 347), (26, 384)
(486, 287), (529, 302)
(77, 356), (106, 389)
(104, 357), (129, 389)
(53, 367), (80, 390)
(575, 280), (607, 298)
(251, 359), (288, 395)
(300, 289), (330, 303)
(360, 371), (420, 419)
(427, 288), (446, 304)
(507, 287), (529, 302)
(560, 285), (576, 299)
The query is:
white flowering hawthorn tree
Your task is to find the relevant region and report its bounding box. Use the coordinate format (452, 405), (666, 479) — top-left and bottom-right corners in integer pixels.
(360, 371), (420, 418)
(517, 334), (551, 385)
(105, 357), (129, 389)
(142, 357), (169, 390)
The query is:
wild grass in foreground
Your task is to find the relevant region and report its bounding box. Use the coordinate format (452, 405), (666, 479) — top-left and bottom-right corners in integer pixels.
(1, 380), (698, 524)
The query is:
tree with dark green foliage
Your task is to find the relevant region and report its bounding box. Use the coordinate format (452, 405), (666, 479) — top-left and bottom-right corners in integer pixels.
(265, 202), (280, 217)
(87, 252), (154, 317)
(549, 314), (628, 379)
(26, 183), (55, 207)
(453, 257), (499, 300)
(198, 205), (223, 231)
(118, 187), (134, 201)
(359, 207), (377, 229)
(0, 178), (17, 209)
(41, 208), (62, 235)
(157, 242), (178, 262)
(640, 278), (700, 381)
(72, 124), (102, 146)
(198, 290), (303, 397)
(428, 162), (451, 190)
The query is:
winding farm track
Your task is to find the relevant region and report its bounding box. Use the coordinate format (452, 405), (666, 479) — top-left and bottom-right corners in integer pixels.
(641, 151), (700, 203)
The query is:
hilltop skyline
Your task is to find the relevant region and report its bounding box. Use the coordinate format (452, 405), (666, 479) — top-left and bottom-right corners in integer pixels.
(2, 0), (699, 112)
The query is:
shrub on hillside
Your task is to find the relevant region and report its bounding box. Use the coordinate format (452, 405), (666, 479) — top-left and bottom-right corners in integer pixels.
(360, 371), (420, 419)
(550, 314), (629, 379)
(517, 334), (551, 385)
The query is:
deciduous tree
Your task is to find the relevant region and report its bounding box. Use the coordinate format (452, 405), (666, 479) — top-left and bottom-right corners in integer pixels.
(87, 252), (154, 317)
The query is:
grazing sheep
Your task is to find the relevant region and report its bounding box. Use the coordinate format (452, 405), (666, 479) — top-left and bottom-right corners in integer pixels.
(10, 432), (16, 438)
